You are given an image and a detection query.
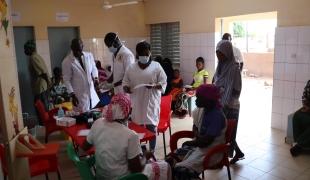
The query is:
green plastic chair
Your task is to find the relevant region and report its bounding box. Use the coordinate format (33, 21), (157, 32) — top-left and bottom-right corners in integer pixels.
(119, 173), (148, 180)
(66, 143), (96, 180)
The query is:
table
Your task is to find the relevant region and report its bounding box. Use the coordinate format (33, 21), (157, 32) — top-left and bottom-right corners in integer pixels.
(62, 121), (155, 149)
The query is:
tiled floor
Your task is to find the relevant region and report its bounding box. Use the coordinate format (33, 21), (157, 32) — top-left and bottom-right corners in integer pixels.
(29, 77), (310, 179)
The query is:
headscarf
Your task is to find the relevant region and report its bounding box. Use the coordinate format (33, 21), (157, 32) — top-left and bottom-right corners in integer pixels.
(196, 84), (221, 108)
(302, 80), (310, 106)
(105, 93), (131, 121)
(24, 40), (36, 50)
(214, 40), (241, 106)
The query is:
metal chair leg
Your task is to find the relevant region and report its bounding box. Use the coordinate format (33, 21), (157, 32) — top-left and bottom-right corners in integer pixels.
(169, 126), (172, 137)
(57, 169), (61, 180)
(202, 171), (205, 179)
(45, 173), (49, 180)
(227, 165), (232, 180)
(162, 132), (167, 157)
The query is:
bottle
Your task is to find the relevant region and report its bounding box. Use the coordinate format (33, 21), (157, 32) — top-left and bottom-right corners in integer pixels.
(57, 107), (65, 118)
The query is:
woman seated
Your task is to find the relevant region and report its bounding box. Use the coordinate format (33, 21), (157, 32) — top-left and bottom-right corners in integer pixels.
(82, 94), (171, 180)
(290, 80), (310, 157)
(169, 69), (183, 103)
(50, 67), (69, 105)
(191, 57), (208, 89)
(167, 84), (227, 179)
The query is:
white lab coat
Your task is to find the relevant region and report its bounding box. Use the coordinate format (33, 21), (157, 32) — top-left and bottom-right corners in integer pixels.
(233, 46), (243, 63)
(112, 45), (135, 94)
(62, 51), (100, 112)
(123, 61), (167, 126)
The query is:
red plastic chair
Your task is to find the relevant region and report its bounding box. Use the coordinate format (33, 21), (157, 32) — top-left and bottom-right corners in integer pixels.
(157, 95), (173, 156)
(35, 100), (63, 142)
(169, 119), (237, 180)
(0, 143), (61, 180)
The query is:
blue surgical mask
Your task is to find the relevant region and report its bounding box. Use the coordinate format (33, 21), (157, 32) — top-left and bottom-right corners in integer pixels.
(109, 46), (117, 53)
(138, 56), (150, 64)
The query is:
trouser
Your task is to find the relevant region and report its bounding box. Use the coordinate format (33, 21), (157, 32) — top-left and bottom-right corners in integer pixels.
(293, 114), (310, 148)
(223, 107), (243, 156)
(35, 90), (49, 125)
(145, 124), (157, 151)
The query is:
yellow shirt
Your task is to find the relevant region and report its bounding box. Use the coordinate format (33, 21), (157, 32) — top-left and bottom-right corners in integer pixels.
(30, 52), (50, 94)
(193, 69), (208, 88)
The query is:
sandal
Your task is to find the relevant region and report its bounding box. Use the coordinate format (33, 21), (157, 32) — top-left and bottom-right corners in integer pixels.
(230, 153), (245, 164)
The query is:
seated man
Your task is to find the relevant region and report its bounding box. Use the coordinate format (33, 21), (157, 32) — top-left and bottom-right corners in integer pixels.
(290, 80), (310, 156)
(168, 84), (227, 179)
(82, 94), (143, 179)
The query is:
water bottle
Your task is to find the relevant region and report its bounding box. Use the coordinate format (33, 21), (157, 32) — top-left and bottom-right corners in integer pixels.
(57, 107), (65, 118)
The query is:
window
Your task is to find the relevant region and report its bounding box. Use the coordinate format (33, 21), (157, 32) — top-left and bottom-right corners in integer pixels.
(150, 22), (180, 65)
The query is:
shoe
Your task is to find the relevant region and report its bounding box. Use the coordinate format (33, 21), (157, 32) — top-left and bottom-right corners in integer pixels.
(230, 152), (245, 164)
(290, 145), (302, 157)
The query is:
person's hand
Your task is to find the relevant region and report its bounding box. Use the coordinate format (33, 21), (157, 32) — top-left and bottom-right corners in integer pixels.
(71, 93), (79, 106)
(144, 150), (156, 161)
(94, 78), (99, 88)
(123, 86), (132, 94)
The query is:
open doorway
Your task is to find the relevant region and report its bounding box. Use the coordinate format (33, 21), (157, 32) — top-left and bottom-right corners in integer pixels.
(215, 12), (277, 135)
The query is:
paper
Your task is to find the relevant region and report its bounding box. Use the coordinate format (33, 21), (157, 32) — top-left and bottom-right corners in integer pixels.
(138, 133), (145, 140)
(133, 83), (155, 90)
(56, 12), (69, 22)
(184, 85), (193, 89)
(78, 129), (90, 136)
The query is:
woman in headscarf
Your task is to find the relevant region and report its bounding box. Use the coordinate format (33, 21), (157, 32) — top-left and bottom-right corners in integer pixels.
(82, 93), (143, 179)
(213, 40), (244, 164)
(168, 84), (227, 180)
(290, 80), (310, 156)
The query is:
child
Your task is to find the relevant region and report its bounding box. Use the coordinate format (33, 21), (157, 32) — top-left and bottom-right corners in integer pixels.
(191, 57), (208, 89)
(169, 69), (183, 102)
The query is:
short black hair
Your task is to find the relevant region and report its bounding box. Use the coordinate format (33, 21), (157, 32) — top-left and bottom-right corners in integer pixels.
(136, 41), (151, 56)
(104, 32), (117, 47)
(222, 33), (232, 40)
(196, 57), (205, 63)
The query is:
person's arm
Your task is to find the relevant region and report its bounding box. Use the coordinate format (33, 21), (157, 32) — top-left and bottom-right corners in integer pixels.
(31, 55), (50, 85)
(128, 155), (143, 173)
(62, 58), (79, 106)
(155, 65), (167, 93)
(122, 65), (132, 93)
(203, 71), (209, 84)
(127, 133), (143, 173)
(176, 79), (183, 88)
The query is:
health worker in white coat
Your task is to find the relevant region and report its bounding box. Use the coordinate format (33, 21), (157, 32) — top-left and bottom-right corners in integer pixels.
(104, 32), (135, 94)
(62, 38), (100, 112)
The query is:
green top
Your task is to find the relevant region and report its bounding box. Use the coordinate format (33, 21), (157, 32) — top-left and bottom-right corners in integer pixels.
(192, 69), (208, 88)
(29, 52), (50, 94)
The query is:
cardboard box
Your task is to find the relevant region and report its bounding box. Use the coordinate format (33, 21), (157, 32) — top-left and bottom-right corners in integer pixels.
(56, 117), (76, 127)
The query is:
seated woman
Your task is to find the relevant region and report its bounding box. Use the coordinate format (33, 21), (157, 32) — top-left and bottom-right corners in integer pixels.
(290, 80), (310, 156)
(169, 69), (183, 104)
(82, 94), (142, 179)
(191, 57), (208, 89)
(168, 84), (227, 179)
(50, 67), (69, 105)
(82, 94), (171, 180)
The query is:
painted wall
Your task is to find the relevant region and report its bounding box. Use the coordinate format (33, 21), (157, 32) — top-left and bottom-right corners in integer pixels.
(144, 0), (310, 33)
(243, 53), (274, 77)
(12, 0), (148, 39)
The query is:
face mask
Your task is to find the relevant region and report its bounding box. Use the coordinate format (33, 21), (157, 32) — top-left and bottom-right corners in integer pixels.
(109, 46), (117, 53)
(138, 56), (150, 64)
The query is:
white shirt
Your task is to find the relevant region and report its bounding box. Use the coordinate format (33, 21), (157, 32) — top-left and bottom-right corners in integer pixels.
(62, 51), (99, 112)
(87, 119), (142, 180)
(112, 46), (135, 94)
(123, 61), (167, 126)
(233, 46), (243, 63)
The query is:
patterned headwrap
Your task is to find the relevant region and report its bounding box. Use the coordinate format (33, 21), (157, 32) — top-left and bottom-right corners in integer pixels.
(105, 93), (131, 121)
(24, 40), (36, 50)
(302, 80), (310, 106)
(196, 84), (222, 108)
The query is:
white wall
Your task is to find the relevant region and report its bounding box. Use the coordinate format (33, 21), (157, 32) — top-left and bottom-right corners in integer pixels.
(272, 26), (310, 130)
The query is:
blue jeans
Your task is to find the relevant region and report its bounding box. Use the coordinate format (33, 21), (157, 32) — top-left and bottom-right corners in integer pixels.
(144, 124), (157, 151)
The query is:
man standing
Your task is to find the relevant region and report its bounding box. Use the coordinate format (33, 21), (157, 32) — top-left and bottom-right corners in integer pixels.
(24, 40), (51, 111)
(104, 32), (135, 94)
(222, 33), (244, 71)
(62, 38), (99, 112)
(123, 41), (167, 152)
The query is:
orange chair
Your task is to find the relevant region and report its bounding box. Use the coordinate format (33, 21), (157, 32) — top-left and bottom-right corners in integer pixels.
(157, 95), (173, 156)
(169, 119), (237, 180)
(0, 143), (61, 180)
(35, 100), (63, 143)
